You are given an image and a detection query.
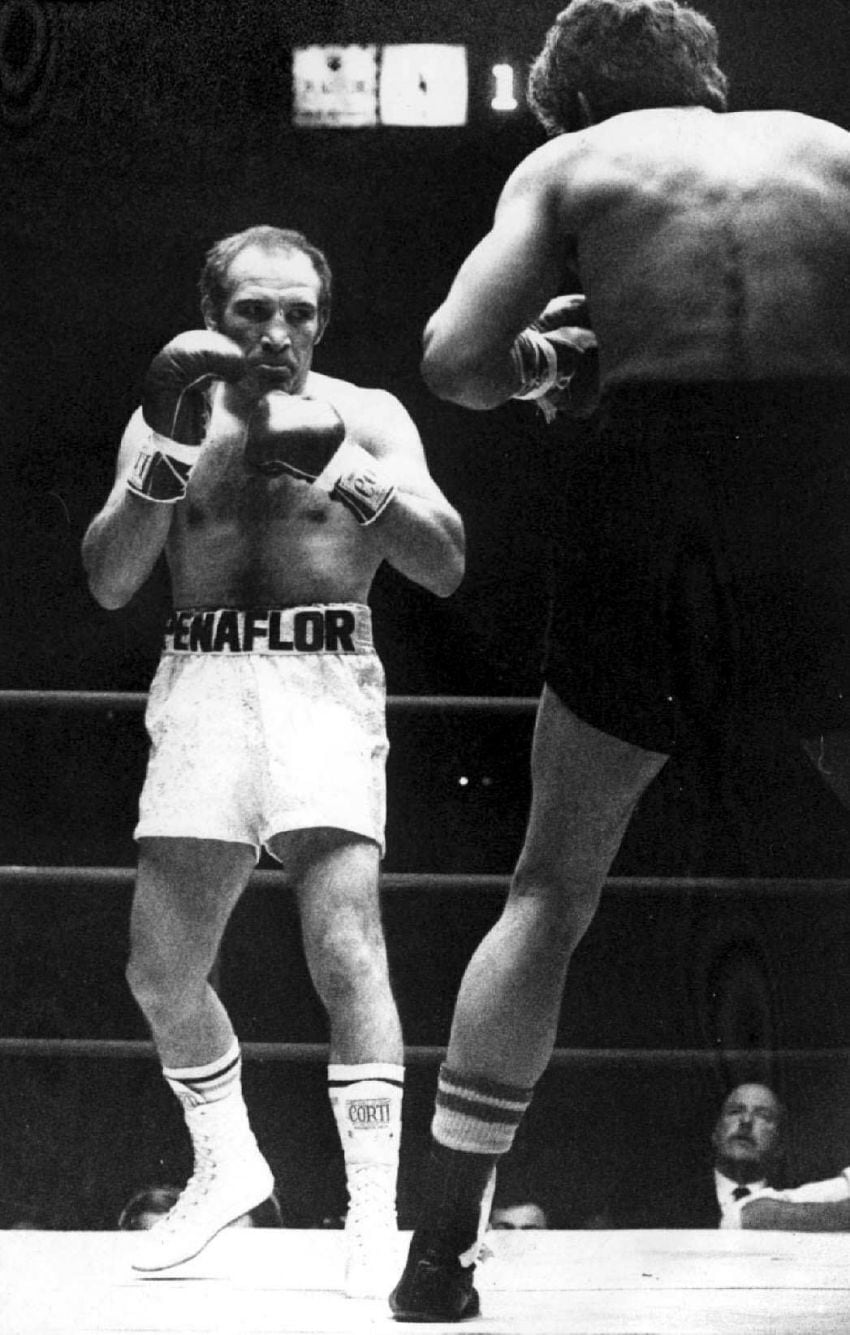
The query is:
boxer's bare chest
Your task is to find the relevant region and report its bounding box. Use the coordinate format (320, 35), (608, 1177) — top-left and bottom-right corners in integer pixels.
(164, 422), (379, 607)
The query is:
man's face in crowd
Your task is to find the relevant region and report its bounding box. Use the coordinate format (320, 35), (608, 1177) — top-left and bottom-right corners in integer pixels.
(489, 1201), (548, 1230)
(711, 1083), (783, 1181)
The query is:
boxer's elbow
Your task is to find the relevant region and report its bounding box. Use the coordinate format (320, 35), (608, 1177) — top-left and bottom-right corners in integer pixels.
(396, 512), (465, 598)
(81, 538), (135, 610)
(420, 347), (464, 403)
(420, 559), (464, 600)
(421, 349), (489, 409)
(432, 553), (465, 598)
(421, 347), (507, 411)
(421, 320), (494, 409)
(85, 567), (134, 610)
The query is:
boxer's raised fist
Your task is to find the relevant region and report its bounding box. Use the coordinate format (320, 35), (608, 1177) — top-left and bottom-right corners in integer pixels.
(143, 330), (246, 446)
(244, 393), (346, 479)
(511, 308), (599, 423)
(127, 331), (246, 504)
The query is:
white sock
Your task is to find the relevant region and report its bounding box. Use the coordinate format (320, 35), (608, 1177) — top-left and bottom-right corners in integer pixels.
(329, 1062), (404, 1216)
(163, 1037), (242, 1110)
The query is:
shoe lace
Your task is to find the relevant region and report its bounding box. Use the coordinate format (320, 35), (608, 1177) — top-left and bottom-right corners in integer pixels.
(153, 1110), (219, 1234)
(346, 1163), (396, 1245)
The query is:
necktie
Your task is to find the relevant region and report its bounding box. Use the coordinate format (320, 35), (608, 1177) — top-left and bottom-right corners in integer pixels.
(732, 1186), (751, 1201)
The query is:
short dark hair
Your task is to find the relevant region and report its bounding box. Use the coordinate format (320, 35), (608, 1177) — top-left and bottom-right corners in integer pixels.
(199, 225), (333, 328)
(528, 0), (729, 135)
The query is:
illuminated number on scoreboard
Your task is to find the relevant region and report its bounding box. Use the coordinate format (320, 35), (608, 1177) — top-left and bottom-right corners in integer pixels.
(491, 63), (517, 112)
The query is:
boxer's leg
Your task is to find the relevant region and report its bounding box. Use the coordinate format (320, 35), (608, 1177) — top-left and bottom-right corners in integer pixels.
(128, 837), (274, 1271)
(392, 689), (668, 1321)
(272, 827), (404, 1297)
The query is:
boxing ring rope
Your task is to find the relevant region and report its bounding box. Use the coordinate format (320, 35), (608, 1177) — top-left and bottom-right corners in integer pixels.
(1, 1038), (847, 1065)
(3, 687), (850, 1070)
(0, 689), (539, 715)
(3, 865), (850, 898)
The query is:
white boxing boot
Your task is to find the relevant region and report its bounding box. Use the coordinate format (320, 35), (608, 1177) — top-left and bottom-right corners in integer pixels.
(133, 1044), (274, 1272)
(329, 1063), (404, 1298)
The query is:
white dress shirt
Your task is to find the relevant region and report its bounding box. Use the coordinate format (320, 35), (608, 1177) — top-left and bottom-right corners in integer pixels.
(716, 1170), (767, 1228)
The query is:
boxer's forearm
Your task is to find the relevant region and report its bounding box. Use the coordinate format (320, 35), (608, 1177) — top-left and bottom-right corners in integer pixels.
(421, 313), (521, 410)
(82, 491), (174, 610)
(422, 310), (596, 417)
(379, 489), (465, 598)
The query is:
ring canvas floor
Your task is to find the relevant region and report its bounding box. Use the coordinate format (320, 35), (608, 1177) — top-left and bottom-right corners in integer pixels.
(2, 1228), (849, 1335)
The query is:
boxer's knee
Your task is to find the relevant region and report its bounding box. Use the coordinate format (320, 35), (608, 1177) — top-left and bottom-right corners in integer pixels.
(509, 852), (604, 953)
(309, 917), (393, 1020)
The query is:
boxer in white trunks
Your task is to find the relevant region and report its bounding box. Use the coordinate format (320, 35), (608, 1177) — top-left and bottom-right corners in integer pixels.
(81, 225), (465, 1292)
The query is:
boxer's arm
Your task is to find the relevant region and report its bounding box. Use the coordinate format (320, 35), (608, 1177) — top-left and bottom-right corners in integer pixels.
(343, 390), (465, 598)
(422, 140), (581, 409)
(82, 409), (177, 609)
(83, 331), (245, 609)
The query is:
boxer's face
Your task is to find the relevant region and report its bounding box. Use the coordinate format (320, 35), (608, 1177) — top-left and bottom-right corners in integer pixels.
(209, 245), (326, 398)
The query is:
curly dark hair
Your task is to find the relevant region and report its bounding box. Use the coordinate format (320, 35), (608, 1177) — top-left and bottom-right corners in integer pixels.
(528, 0), (729, 135)
(199, 225), (333, 328)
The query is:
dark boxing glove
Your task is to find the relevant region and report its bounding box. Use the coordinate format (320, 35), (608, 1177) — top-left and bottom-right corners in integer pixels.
(244, 393), (347, 479)
(128, 330), (246, 503)
(510, 295), (599, 423)
(245, 395), (396, 525)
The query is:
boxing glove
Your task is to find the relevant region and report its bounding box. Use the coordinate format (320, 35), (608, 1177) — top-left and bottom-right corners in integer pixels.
(244, 393), (347, 479)
(510, 296), (599, 423)
(128, 331), (246, 503)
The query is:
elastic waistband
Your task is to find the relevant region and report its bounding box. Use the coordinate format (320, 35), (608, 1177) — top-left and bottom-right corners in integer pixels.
(163, 605), (373, 654)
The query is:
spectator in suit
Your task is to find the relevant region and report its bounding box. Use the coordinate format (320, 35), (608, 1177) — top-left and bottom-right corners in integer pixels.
(627, 1082), (850, 1230)
(711, 1082), (786, 1227)
(620, 1081), (783, 1228)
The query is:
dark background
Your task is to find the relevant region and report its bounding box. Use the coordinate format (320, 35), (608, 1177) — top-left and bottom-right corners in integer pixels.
(2, 0), (850, 1231)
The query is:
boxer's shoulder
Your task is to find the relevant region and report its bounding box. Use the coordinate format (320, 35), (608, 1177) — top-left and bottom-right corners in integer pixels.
(306, 370), (399, 409)
(304, 373), (411, 447)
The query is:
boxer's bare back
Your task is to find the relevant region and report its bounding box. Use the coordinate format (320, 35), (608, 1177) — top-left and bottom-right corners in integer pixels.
(426, 107), (850, 402)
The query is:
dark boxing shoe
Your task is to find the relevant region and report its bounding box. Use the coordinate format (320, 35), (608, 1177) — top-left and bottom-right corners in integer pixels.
(389, 1231), (480, 1323)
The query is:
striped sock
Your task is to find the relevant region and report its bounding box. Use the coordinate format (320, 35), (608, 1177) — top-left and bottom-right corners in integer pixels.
(432, 1063), (533, 1156)
(163, 1037), (242, 1109)
(413, 1065), (535, 1257)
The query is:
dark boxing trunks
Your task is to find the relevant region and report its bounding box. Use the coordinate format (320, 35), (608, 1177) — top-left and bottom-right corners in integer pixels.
(543, 379), (850, 752)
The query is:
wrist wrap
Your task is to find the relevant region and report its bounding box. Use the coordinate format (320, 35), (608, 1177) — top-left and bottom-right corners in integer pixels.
(510, 329), (564, 401)
(126, 430), (200, 504)
(332, 445), (397, 525)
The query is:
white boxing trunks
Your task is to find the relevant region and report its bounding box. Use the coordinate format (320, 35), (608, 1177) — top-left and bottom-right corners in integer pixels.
(134, 605), (388, 858)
